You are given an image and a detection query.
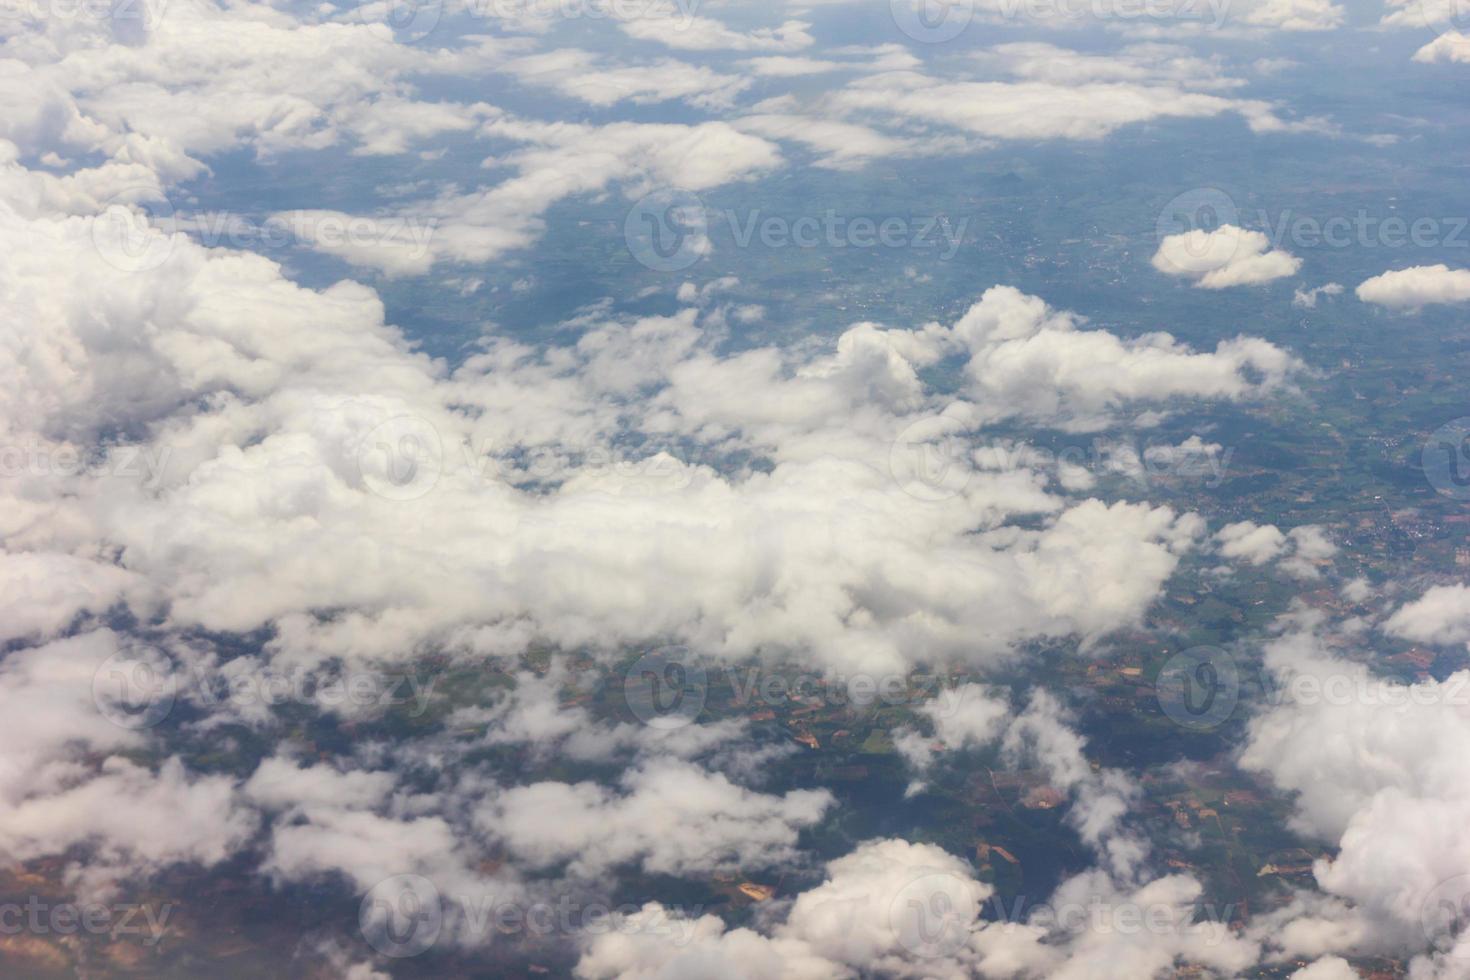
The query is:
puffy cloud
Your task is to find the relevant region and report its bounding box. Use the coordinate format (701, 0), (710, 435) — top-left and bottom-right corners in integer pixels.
(1240, 630), (1470, 971)
(1356, 265), (1470, 310)
(1238, 0), (1345, 31)
(1216, 521), (1288, 565)
(1294, 283), (1345, 308)
(1384, 584), (1470, 647)
(503, 49), (752, 108)
(478, 759), (834, 877)
(1153, 225), (1302, 288)
(612, 8), (814, 51)
(1214, 522), (1336, 578)
(293, 117), (782, 271)
(941, 286), (1301, 429)
(1290, 956), (1361, 979)
(1413, 33), (1470, 64)
(577, 837), (1258, 980)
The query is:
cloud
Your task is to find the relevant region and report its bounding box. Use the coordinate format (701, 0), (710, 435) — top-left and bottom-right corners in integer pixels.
(504, 49), (752, 108)
(577, 837), (1258, 980)
(1153, 225), (1302, 288)
(478, 759), (834, 877)
(1356, 265), (1470, 310)
(1294, 282), (1344, 308)
(1240, 629), (1470, 972)
(1384, 584), (1470, 647)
